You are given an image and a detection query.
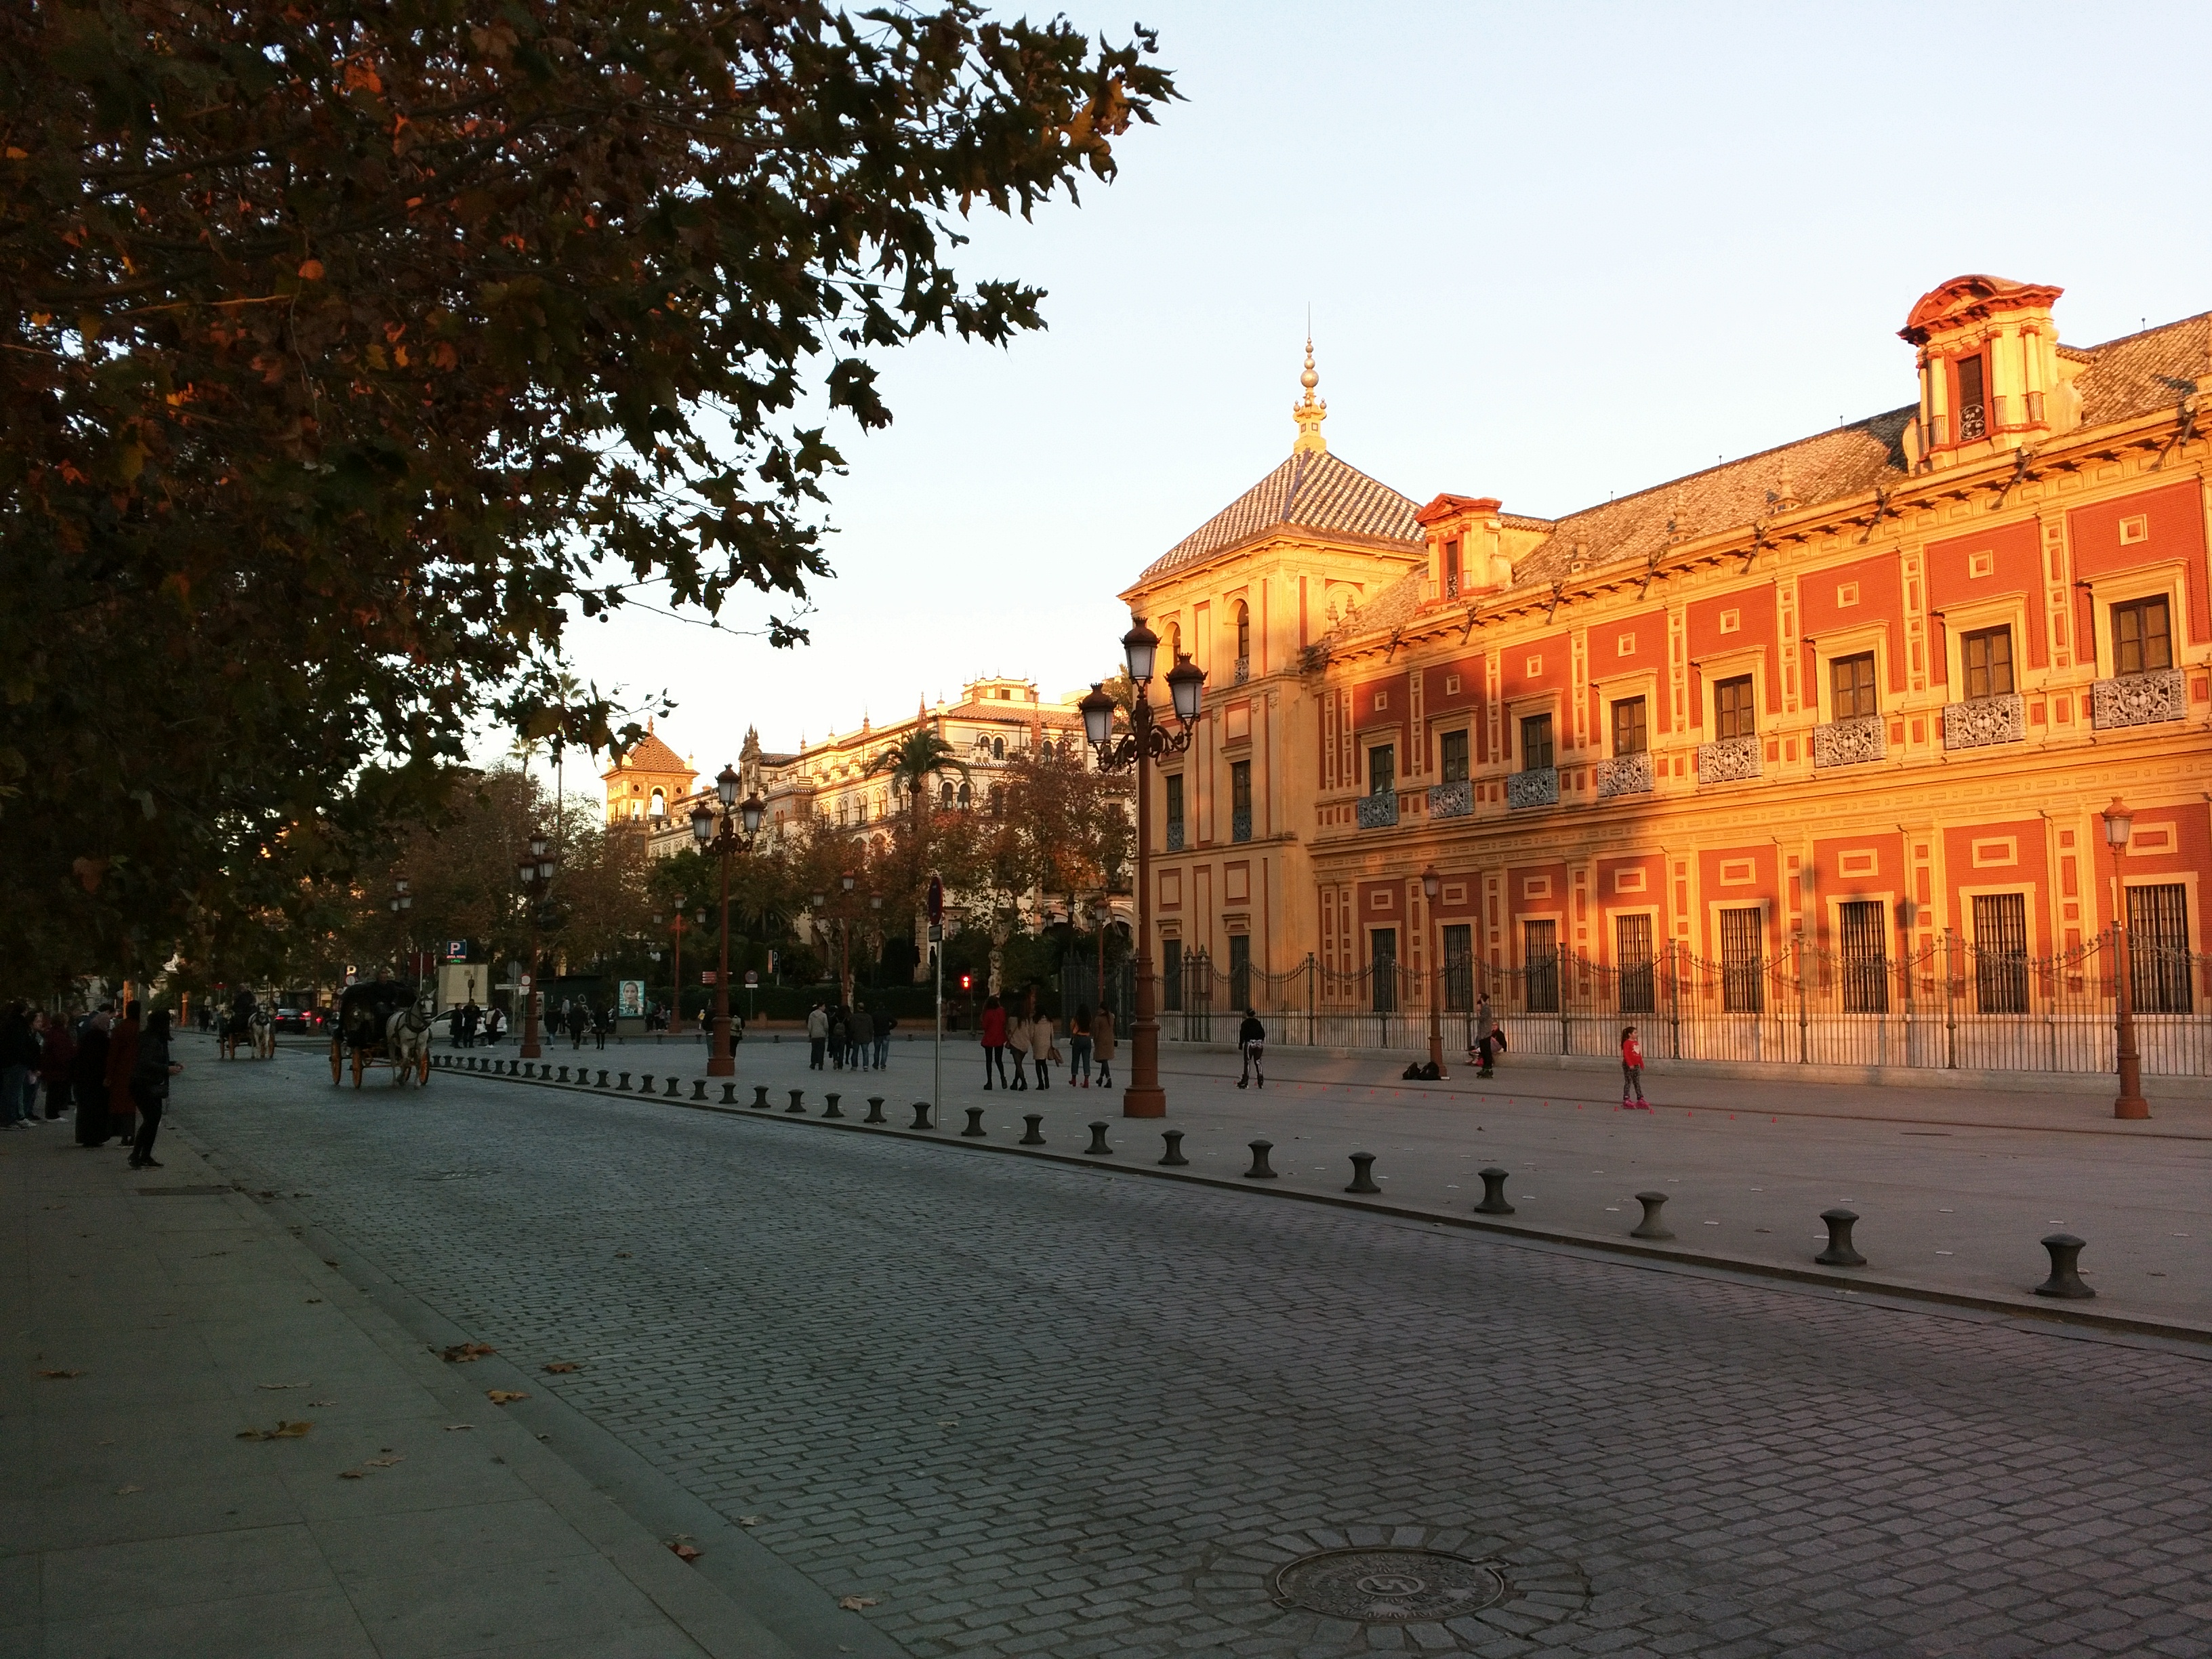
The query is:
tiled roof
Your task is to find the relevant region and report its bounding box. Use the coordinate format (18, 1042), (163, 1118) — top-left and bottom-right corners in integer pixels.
(606, 727), (693, 779)
(1132, 450), (1422, 587)
(2072, 311), (2211, 427)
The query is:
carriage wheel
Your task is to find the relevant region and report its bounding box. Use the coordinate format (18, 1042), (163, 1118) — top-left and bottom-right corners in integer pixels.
(329, 1038), (342, 1085)
(352, 1048), (365, 1088)
(418, 1050), (431, 1085)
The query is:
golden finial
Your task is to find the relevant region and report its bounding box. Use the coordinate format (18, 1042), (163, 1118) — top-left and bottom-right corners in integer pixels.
(1292, 331), (1328, 456)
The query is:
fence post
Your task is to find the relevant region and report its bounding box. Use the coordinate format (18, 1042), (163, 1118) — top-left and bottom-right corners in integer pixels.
(1795, 930), (1809, 1065)
(1306, 952), (1315, 1048)
(1666, 938), (1681, 1060)
(1943, 928), (1958, 1069)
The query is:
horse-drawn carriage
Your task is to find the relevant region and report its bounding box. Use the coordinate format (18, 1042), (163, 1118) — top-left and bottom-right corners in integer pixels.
(220, 990), (274, 1061)
(330, 979), (432, 1088)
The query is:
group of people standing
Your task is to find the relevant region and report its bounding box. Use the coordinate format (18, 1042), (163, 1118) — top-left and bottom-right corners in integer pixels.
(978, 996), (1115, 1091)
(443, 1000), (509, 1047)
(803, 1002), (893, 1070)
(0, 1000), (182, 1166)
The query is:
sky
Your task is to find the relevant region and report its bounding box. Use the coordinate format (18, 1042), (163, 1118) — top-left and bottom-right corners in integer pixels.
(519, 0), (2212, 791)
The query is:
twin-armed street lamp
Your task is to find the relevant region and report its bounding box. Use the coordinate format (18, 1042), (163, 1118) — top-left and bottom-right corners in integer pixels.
(811, 871), (858, 1006)
(691, 764), (766, 1077)
(1420, 864), (1446, 1076)
(516, 834), (555, 1059)
(2102, 796), (2148, 1121)
(390, 878), (414, 995)
(1080, 617), (1205, 1118)
(651, 899), (703, 1034)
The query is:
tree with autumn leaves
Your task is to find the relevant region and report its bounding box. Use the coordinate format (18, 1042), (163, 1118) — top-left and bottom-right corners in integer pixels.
(0, 1), (1175, 996)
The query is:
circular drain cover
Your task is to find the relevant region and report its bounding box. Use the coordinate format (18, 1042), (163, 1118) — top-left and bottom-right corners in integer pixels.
(1274, 1548), (1505, 1623)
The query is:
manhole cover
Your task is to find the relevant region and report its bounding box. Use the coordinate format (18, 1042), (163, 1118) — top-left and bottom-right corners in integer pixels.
(1274, 1548), (1505, 1623)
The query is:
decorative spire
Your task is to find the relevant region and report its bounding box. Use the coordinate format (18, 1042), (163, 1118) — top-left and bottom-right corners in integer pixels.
(1291, 335), (1328, 456)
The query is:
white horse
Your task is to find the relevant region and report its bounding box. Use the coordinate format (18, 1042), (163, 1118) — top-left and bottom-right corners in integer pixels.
(249, 1005), (276, 1060)
(385, 1002), (432, 1086)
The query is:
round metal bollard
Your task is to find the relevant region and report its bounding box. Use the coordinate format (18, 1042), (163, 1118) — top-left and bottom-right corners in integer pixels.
(1242, 1139), (1277, 1180)
(786, 1089), (806, 1114)
(664, 1077), (680, 1097)
(1631, 1191), (1673, 1240)
(2034, 1233), (2095, 1299)
(1083, 1121), (1113, 1157)
(1158, 1130), (1187, 1166)
(1019, 1114), (1046, 1145)
(556, 1066), (569, 1082)
(962, 1107), (987, 1138)
(910, 1101), (933, 1130)
(822, 1092), (844, 1119)
(719, 1082), (737, 1105)
(691, 1080), (707, 1101)
(1474, 1167), (1515, 1215)
(1345, 1152), (1380, 1194)
(864, 1096), (886, 1124)
(617, 1072), (631, 1091)
(1816, 1208), (1866, 1267)
(597, 1070), (611, 1088)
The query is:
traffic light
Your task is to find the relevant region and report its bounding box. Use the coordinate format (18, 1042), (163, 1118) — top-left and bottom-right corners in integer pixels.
(958, 972), (973, 992)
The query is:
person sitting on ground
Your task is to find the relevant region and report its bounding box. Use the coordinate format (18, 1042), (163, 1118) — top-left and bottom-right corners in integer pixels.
(1237, 1008), (1266, 1089)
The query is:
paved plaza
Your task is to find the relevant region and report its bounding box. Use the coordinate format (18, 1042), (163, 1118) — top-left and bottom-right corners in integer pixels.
(41, 1035), (2208, 1658)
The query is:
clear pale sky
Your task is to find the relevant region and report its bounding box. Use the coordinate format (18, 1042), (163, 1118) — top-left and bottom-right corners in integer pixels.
(525, 0), (2212, 786)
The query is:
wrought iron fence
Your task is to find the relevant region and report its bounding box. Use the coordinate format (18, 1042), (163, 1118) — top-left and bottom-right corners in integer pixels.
(1139, 930), (2210, 1078)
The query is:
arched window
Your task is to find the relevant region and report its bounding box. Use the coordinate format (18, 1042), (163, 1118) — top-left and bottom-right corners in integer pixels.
(988, 784), (1005, 815)
(1164, 620), (1182, 666)
(649, 787), (665, 819)
(1234, 601), (1250, 659)
(957, 782), (972, 808)
(991, 736), (1005, 760)
(939, 781), (955, 808)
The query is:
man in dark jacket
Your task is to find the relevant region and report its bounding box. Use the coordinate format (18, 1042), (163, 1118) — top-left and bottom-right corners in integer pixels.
(1237, 1008), (1266, 1090)
(129, 1008), (181, 1168)
(73, 1006), (113, 1145)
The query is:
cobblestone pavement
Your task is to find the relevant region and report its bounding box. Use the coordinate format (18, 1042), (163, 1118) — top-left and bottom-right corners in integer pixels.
(182, 1043), (2212, 1658)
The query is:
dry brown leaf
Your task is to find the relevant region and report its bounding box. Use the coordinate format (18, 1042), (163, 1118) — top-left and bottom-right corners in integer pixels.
(668, 1542), (701, 1562)
(338, 1469), (366, 1480)
(35, 1368), (86, 1380)
(614, 1250), (632, 1258)
(485, 1390), (528, 1405)
(114, 1484), (142, 1495)
(541, 1361), (578, 1373)
(237, 1420), (314, 1440)
(444, 1423), (474, 1431)
(439, 1343), (497, 1363)
(737, 1515), (764, 1528)
(838, 1595), (878, 1611)
(308, 1399), (336, 1407)
(258, 1382), (308, 1391)
(364, 1455), (403, 1469)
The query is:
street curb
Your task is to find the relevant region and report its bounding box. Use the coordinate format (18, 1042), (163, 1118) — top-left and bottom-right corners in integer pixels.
(434, 1056), (2212, 1351)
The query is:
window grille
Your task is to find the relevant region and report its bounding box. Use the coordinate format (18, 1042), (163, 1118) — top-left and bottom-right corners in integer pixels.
(2129, 883), (2194, 1014)
(1616, 914), (1655, 1014)
(1523, 920), (1559, 1013)
(1720, 908), (1765, 1013)
(1973, 893), (2029, 1015)
(1839, 900), (1889, 1014)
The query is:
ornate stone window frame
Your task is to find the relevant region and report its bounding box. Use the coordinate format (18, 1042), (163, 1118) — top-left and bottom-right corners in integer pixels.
(1595, 669), (1662, 758)
(2086, 562), (2188, 681)
(1811, 623), (1893, 726)
(1504, 691), (1563, 772)
(1698, 647), (1767, 741)
(1937, 594), (2032, 701)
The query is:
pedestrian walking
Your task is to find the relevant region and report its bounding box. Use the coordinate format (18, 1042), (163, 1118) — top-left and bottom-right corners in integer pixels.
(872, 1012), (893, 1069)
(462, 1000), (482, 1047)
(105, 1000), (142, 1147)
(1620, 1025), (1649, 1109)
(827, 1006), (848, 1071)
(1027, 1007), (1054, 1090)
(1088, 1003), (1115, 1090)
(129, 1008), (182, 1168)
(485, 1003), (506, 1044)
(566, 1000), (587, 1049)
(1068, 1004), (1094, 1087)
(806, 1002), (828, 1069)
(73, 1007), (112, 1145)
(1236, 1008), (1266, 1089)
(39, 1009), (75, 1120)
(0, 1004), (37, 1128)
(848, 1004), (874, 1071)
(1470, 992), (1503, 1078)
(594, 1004), (611, 1050)
(980, 996), (1010, 1089)
(1003, 1007), (1030, 1090)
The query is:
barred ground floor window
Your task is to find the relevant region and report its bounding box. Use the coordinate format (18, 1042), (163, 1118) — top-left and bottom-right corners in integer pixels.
(1523, 920), (1559, 1013)
(2129, 882), (2194, 1015)
(1370, 928), (1398, 1013)
(1616, 914), (1655, 1014)
(1839, 899), (1889, 1014)
(1973, 893), (2029, 1015)
(1443, 923), (1473, 1010)
(1720, 907), (1764, 1013)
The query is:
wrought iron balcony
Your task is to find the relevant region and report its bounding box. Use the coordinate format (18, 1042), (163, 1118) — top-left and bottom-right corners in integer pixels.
(1355, 790), (1400, 830)
(2091, 668), (2186, 731)
(1232, 655), (1250, 685)
(1505, 766), (1559, 810)
(1231, 808), (1252, 844)
(1166, 819), (1185, 852)
(1596, 750), (1654, 799)
(1942, 693), (2026, 751)
(1811, 714), (1885, 769)
(1697, 734), (1761, 784)
(1427, 777), (1473, 819)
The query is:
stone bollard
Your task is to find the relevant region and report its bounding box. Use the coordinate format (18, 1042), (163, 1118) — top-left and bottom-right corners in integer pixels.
(2034, 1233), (2095, 1299)
(787, 1089), (806, 1114)
(910, 1101), (933, 1130)
(597, 1070), (610, 1088)
(752, 1084), (771, 1109)
(864, 1097), (886, 1124)
(962, 1107), (987, 1138)
(618, 1072), (631, 1091)
(691, 1080), (708, 1101)
(1345, 1152), (1380, 1195)
(719, 1082), (737, 1105)
(1474, 1167), (1515, 1215)
(664, 1078), (680, 1097)
(1084, 1121), (1113, 1157)
(1631, 1191), (1673, 1240)
(1158, 1130), (1187, 1166)
(822, 1092), (844, 1119)
(1816, 1208), (1866, 1267)
(1242, 1139), (1277, 1181)
(1020, 1114), (1046, 1145)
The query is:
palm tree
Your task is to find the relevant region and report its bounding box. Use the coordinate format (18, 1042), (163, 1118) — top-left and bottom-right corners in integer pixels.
(864, 725), (970, 839)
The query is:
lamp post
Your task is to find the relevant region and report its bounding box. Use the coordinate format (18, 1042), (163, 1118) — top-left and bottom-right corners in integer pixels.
(651, 901), (692, 1037)
(691, 768), (764, 1078)
(516, 834), (555, 1059)
(1420, 864), (1445, 1076)
(1080, 616), (1204, 1118)
(1094, 897), (1114, 1018)
(390, 878), (415, 996)
(2102, 797), (2149, 1120)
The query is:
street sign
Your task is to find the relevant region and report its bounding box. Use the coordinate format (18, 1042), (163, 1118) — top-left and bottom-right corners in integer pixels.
(743, 970), (758, 987)
(445, 939), (468, 961)
(519, 974), (533, 987)
(700, 970), (717, 985)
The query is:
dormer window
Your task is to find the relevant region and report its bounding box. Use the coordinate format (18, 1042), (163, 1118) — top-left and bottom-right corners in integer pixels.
(1954, 354), (1986, 441)
(1443, 538), (1461, 598)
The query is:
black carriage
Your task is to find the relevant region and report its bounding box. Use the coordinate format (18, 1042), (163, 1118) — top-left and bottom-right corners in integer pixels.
(330, 979), (430, 1088)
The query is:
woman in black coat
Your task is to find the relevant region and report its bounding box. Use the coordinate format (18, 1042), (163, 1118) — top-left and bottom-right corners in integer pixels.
(71, 1009), (112, 1145)
(129, 1008), (181, 1168)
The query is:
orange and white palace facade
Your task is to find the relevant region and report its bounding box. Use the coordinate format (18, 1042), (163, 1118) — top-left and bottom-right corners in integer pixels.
(1120, 279), (2212, 1079)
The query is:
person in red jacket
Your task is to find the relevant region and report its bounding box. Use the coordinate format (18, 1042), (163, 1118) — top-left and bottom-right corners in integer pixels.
(1620, 1024), (1649, 1109)
(980, 995), (1010, 1090)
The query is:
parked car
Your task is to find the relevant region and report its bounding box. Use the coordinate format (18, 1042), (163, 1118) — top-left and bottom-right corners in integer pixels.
(272, 1005), (325, 1035)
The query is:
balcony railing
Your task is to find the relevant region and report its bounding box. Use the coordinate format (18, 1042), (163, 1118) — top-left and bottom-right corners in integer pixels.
(1942, 693), (2026, 751)
(1596, 750), (1654, 799)
(1356, 790), (1399, 830)
(1811, 714), (1885, 769)
(1232, 655), (1250, 684)
(1505, 766), (1559, 810)
(2091, 668), (2186, 731)
(1427, 777), (1473, 819)
(1231, 808), (1252, 844)
(1166, 819), (1185, 851)
(1697, 734), (1761, 784)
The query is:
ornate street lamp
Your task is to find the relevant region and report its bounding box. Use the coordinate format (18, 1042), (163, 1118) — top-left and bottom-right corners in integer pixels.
(1080, 615), (1205, 1117)
(691, 766), (762, 1077)
(517, 833), (556, 1059)
(1420, 864), (1445, 1076)
(390, 878), (415, 999)
(2102, 797), (2149, 1120)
